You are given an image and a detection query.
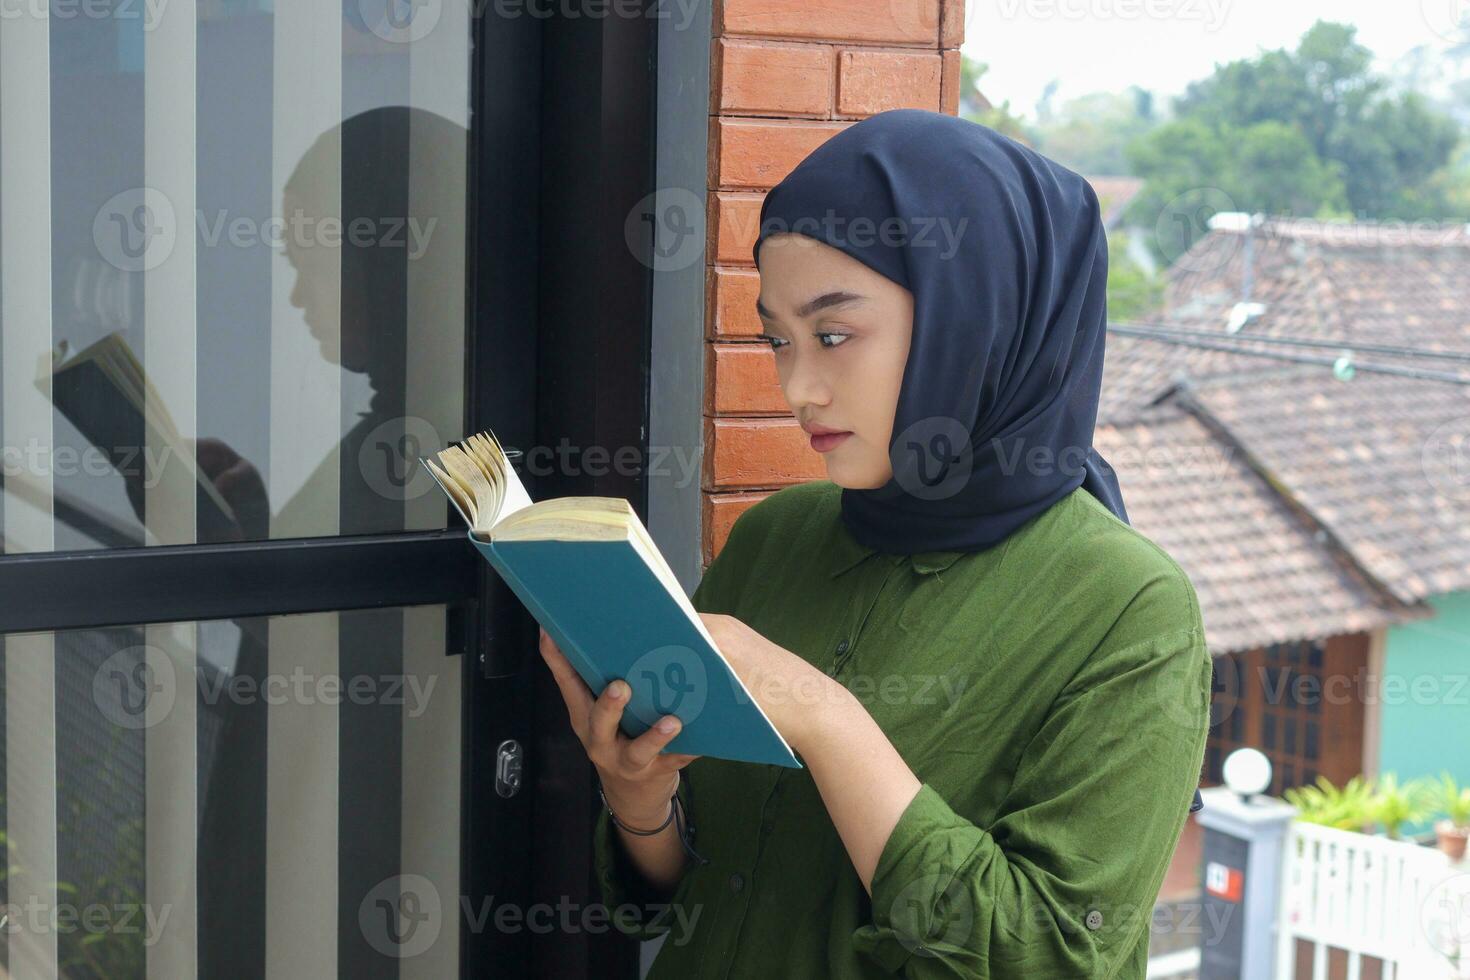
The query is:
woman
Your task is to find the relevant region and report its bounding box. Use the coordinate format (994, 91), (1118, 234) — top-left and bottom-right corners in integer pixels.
(538, 108), (1211, 978)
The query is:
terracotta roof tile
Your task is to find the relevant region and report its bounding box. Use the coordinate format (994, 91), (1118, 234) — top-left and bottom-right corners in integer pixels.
(1093, 217), (1469, 646)
(1095, 406), (1422, 655)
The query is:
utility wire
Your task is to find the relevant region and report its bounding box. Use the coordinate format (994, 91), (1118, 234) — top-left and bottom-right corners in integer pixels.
(1110, 320), (1470, 364)
(1107, 323), (1470, 386)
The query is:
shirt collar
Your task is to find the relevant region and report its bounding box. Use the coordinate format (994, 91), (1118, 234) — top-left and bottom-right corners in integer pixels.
(827, 537), (880, 578)
(909, 551), (964, 574)
(823, 483), (965, 578)
(828, 534), (965, 578)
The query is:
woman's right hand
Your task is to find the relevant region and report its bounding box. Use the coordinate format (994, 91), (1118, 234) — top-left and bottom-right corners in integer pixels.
(538, 626), (702, 827)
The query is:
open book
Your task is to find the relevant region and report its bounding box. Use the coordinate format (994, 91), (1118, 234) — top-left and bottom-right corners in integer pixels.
(422, 430), (800, 768)
(37, 331), (240, 542)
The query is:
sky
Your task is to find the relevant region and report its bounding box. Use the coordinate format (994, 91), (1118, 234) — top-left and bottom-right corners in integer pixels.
(960, 0), (1462, 120)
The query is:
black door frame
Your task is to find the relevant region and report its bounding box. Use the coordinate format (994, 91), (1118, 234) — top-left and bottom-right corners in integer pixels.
(0, 3), (658, 977)
(511, 2), (659, 975)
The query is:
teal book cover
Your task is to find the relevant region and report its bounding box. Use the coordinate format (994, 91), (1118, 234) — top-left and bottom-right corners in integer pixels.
(421, 434), (800, 769)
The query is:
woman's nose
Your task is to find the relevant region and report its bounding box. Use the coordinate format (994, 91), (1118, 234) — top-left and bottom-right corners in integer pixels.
(781, 351), (832, 413)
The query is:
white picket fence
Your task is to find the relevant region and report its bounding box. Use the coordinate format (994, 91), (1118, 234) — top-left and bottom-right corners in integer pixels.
(1276, 820), (1470, 979)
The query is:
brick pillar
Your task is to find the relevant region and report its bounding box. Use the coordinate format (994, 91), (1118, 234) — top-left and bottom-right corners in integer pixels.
(702, 0), (966, 569)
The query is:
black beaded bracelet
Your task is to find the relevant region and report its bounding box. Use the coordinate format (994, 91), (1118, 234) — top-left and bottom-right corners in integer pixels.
(600, 784), (676, 835)
(599, 780), (710, 866)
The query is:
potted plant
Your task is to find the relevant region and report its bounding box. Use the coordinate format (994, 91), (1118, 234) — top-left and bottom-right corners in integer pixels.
(1368, 773), (1430, 840)
(1433, 772), (1470, 861)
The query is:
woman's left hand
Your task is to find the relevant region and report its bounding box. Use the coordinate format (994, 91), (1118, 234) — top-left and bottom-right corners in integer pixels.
(697, 612), (844, 754)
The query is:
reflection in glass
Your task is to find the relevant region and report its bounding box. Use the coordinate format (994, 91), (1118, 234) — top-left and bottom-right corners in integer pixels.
(1, 0), (468, 553)
(0, 604), (461, 979)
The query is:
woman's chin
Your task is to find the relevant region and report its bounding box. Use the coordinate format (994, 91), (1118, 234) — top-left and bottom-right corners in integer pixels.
(826, 458), (889, 491)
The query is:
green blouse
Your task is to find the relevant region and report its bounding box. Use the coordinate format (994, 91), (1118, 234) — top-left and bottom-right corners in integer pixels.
(593, 480), (1211, 979)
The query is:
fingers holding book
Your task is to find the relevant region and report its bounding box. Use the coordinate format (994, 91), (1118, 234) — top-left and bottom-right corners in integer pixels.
(538, 627), (700, 819)
(537, 624), (595, 722)
(192, 437), (270, 540)
(537, 624), (685, 763)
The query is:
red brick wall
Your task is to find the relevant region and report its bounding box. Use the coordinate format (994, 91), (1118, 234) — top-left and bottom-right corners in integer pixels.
(702, 0), (967, 567)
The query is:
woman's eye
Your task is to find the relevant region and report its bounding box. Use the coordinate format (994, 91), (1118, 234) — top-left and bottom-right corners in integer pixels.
(758, 332), (848, 350)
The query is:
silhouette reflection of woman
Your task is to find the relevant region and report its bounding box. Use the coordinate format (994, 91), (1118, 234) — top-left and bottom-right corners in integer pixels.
(194, 105), (466, 977)
(188, 104), (465, 543)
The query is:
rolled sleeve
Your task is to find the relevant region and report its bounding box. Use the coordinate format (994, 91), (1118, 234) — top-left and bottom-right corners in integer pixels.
(856, 782), (992, 974)
(592, 775), (702, 943)
(853, 627), (1212, 978)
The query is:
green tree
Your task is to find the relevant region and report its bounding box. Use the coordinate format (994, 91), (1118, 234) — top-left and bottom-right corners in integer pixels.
(1333, 89), (1462, 217)
(958, 55), (1031, 144)
(1105, 230), (1163, 321)
(1125, 19), (1465, 263)
(1120, 118), (1325, 267)
(1232, 120), (1348, 216)
(1033, 88), (1161, 177)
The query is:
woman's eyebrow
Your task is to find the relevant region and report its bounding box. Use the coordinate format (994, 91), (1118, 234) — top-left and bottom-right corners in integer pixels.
(755, 291), (869, 321)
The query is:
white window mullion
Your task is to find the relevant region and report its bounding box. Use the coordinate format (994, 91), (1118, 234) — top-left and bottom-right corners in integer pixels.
(269, 3), (342, 540)
(265, 612), (340, 977)
(1, 8), (59, 980)
(403, 0), (470, 533)
(143, 3), (201, 975)
(399, 606), (461, 977)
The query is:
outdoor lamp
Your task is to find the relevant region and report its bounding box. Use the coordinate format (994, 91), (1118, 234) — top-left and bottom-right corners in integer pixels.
(1222, 747), (1272, 803)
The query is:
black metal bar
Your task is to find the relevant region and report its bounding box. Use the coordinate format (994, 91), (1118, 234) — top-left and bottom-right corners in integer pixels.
(0, 530), (478, 633)
(529, 4), (657, 977)
(459, 0), (544, 974)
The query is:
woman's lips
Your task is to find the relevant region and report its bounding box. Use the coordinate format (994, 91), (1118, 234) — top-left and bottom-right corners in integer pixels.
(810, 431), (852, 453)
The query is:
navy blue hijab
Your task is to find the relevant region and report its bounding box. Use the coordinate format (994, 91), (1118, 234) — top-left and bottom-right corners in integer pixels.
(753, 109), (1129, 555)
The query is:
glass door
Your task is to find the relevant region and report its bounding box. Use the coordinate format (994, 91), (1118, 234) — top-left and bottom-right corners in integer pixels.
(0, 2), (544, 976)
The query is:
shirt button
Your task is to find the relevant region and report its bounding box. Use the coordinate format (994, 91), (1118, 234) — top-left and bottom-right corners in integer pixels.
(1085, 909), (1103, 931)
(729, 872), (745, 893)
(836, 639), (849, 655)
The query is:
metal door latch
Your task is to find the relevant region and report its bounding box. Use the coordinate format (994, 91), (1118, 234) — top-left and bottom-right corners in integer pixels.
(495, 739), (524, 798)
